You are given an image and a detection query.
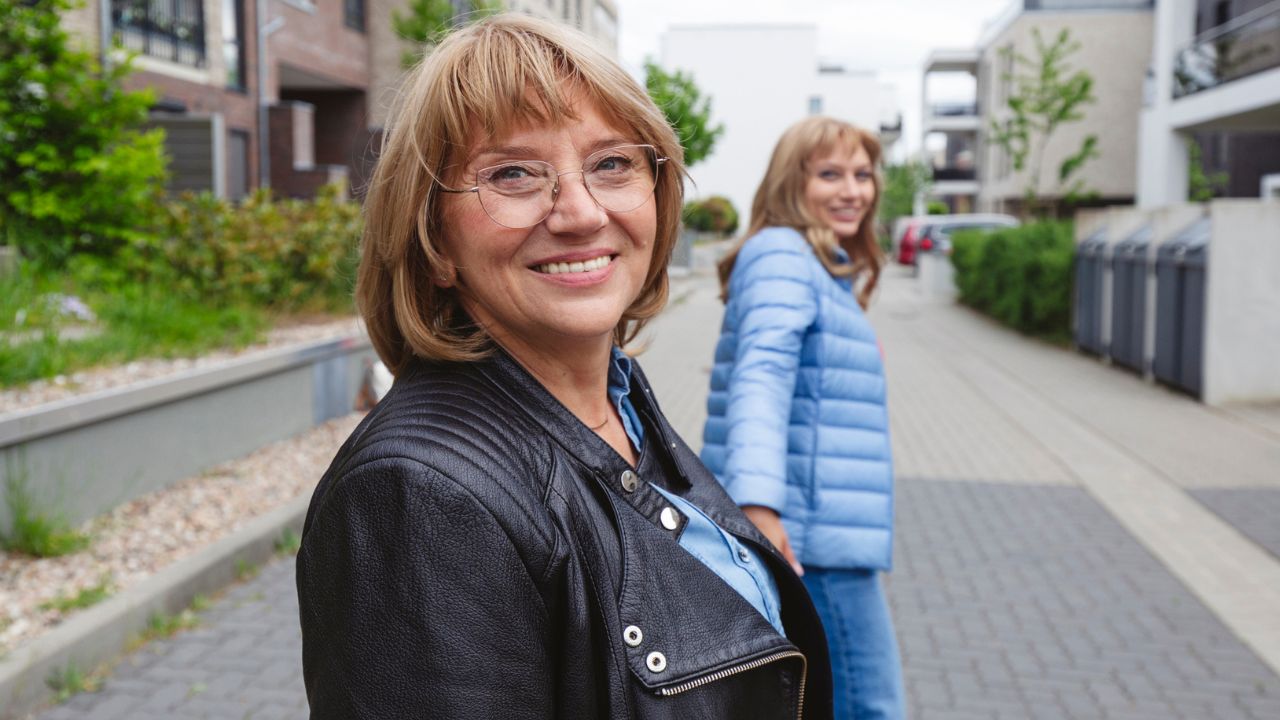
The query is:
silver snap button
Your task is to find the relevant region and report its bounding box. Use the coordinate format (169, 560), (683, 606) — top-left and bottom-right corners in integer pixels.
(737, 547), (751, 562)
(660, 507), (679, 531)
(620, 470), (639, 492)
(623, 625), (643, 647)
(646, 651), (667, 673)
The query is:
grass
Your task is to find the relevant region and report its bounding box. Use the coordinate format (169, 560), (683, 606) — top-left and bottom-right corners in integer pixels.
(0, 270), (267, 388)
(46, 662), (101, 702)
(38, 576), (113, 613)
(234, 557), (260, 581)
(1, 471), (90, 558)
(126, 608), (200, 652)
(274, 527), (301, 556)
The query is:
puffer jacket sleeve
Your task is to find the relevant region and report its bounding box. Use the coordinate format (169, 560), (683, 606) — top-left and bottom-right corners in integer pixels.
(721, 232), (819, 512)
(297, 458), (556, 719)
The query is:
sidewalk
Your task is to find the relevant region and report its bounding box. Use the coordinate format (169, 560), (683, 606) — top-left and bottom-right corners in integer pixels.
(33, 263), (1280, 719)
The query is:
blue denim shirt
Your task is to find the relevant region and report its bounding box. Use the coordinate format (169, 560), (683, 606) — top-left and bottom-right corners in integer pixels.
(609, 349), (785, 635)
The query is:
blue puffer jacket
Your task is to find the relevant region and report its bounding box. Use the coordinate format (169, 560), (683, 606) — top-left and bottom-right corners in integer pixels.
(701, 226), (894, 571)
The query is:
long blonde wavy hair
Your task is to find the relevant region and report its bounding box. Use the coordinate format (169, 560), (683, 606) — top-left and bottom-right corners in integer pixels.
(717, 116), (884, 308)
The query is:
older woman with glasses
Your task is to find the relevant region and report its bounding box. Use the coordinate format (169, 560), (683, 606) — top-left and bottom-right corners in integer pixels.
(295, 14), (833, 719)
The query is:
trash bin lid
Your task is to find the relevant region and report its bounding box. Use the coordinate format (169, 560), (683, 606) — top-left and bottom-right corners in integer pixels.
(1166, 216), (1211, 248)
(1119, 224), (1153, 249)
(1080, 227), (1107, 254)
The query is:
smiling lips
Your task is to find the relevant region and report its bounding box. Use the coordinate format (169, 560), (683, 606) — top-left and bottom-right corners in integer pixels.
(534, 254), (614, 275)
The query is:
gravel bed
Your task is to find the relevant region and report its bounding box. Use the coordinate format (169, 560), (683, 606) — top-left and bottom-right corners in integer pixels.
(0, 411), (361, 656)
(0, 317), (363, 416)
(0, 316), (366, 657)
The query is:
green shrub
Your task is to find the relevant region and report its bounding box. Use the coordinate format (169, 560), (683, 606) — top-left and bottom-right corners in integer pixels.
(682, 196), (739, 236)
(951, 221), (1075, 341)
(1, 0), (168, 267)
(135, 185), (362, 312)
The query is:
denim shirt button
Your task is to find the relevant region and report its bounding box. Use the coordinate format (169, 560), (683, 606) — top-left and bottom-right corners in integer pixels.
(737, 546), (751, 563)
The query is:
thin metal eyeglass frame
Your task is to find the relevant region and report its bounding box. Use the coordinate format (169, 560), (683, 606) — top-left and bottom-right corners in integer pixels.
(437, 144), (668, 229)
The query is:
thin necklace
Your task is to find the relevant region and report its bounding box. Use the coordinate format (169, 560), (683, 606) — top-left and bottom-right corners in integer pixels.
(587, 413), (610, 431)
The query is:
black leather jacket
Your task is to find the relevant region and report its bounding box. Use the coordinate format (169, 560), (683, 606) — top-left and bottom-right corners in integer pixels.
(297, 349), (833, 718)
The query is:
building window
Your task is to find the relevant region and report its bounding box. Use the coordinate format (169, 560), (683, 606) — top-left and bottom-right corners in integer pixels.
(228, 129), (251, 200)
(112, 0), (208, 68)
(345, 0), (365, 32)
(808, 95), (823, 115)
(222, 0), (245, 90)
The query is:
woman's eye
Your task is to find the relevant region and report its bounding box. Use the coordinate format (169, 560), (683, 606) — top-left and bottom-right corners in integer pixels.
(480, 163), (548, 191)
(818, 170), (842, 181)
(856, 171), (874, 181)
(591, 154), (635, 174)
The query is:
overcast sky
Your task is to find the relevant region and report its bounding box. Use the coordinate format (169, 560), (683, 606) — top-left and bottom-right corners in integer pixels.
(613, 0), (1015, 157)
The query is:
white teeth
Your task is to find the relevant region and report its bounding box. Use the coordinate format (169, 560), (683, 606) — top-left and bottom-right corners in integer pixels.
(538, 256), (611, 274)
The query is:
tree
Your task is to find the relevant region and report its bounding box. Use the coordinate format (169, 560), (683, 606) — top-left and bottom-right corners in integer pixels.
(878, 160), (932, 229)
(1186, 137), (1228, 202)
(393, 0), (503, 68)
(0, 0), (168, 267)
(988, 28), (1098, 217)
(644, 61), (724, 168)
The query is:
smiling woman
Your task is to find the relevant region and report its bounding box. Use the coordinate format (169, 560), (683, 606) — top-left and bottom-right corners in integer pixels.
(295, 13), (836, 720)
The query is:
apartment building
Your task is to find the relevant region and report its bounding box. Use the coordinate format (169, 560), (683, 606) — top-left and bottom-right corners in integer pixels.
(662, 25), (901, 224)
(1138, 0), (1280, 206)
(61, 1), (619, 201)
(922, 0), (1155, 215)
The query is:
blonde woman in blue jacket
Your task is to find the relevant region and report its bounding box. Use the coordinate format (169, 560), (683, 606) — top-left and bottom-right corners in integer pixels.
(702, 116), (901, 719)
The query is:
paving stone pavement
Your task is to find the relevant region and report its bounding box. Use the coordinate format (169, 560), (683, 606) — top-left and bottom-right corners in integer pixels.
(31, 260), (1280, 718)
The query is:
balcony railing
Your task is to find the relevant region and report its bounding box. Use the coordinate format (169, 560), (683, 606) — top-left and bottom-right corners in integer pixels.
(112, 0), (207, 68)
(933, 167), (977, 182)
(1173, 0), (1280, 98)
(929, 102), (978, 118)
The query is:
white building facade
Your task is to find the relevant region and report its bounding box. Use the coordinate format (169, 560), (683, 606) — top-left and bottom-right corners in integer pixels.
(661, 25), (900, 224)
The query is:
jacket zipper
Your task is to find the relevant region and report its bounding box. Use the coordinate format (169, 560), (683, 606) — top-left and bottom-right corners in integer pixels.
(657, 649), (807, 719)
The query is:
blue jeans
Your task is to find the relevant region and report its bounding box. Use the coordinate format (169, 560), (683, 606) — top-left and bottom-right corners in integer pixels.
(802, 567), (904, 720)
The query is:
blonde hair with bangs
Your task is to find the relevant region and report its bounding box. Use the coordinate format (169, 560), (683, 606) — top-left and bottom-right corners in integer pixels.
(717, 116), (884, 309)
(357, 14), (685, 373)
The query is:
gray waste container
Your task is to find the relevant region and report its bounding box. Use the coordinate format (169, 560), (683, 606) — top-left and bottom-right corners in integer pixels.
(1108, 224), (1153, 373)
(1154, 217), (1210, 396)
(1073, 228), (1108, 356)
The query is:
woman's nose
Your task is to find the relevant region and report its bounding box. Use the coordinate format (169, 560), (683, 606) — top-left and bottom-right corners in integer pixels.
(544, 172), (608, 235)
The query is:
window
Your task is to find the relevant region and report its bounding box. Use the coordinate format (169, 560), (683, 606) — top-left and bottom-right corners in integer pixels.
(227, 129), (251, 200)
(222, 0), (245, 90)
(808, 96), (823, 115)
(345, 0), (365, 32)
(112, 0), (208, 68)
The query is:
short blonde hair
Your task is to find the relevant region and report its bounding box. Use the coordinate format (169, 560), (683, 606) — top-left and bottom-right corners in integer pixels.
(718, 116), (884, 308)
(358, 14), (685, 373)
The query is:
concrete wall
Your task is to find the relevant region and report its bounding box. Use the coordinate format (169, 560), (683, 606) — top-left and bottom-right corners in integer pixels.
(1203, 200), (1280, 405)
(978, 10), (1153, 211)
(0, 337), (374, 537)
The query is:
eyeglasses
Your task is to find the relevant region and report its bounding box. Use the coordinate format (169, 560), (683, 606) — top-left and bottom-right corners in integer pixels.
(439, 144), (667, 229)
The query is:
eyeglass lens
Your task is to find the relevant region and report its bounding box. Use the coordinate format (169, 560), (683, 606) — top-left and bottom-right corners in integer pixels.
(474, 145), (659, 228)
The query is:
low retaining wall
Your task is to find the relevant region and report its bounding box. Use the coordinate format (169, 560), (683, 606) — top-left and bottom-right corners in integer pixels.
(0, 333), (375, 536)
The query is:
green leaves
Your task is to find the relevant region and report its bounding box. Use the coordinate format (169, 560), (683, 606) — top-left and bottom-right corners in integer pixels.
(951, 221), (1075, 342)
(393, 0), (503, 68)
(987, 27), (1098, 217)
(644, 61), (724, 169)
(1, 0), (168, 267)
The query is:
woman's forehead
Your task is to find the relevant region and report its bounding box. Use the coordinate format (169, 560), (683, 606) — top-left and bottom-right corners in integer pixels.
(809, 140), (870, 165)
(459, 97), (635, 161)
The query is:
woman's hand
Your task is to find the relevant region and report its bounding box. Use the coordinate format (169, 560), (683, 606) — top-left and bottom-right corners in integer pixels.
(741, 505), (804, 576)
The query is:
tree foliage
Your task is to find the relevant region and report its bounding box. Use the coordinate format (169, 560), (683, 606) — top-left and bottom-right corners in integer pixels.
(393, 0), (503, 68)
(682, 196), (738, 236)
(0, 0), (168, 267)
(988, 28), (1098, 217)
(644, 61), (723, 168)
(1186, 137), (1228, 203)
(878, 160), (932, 229)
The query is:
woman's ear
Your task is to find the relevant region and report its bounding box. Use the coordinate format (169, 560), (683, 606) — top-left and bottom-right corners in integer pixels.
(433, 261), (457, 288)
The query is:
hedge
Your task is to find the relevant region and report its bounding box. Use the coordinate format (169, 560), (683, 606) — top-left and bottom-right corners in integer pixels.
(950, 221), (1075, 341)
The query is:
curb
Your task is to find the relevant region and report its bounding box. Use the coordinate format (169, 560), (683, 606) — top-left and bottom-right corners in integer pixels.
(0, 494), (310, 720)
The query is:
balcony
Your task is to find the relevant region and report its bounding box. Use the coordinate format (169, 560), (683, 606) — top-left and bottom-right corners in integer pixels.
(924, 101), (981, 134)
(933, 166), (977, 182)
(1174, 1), (1280, 99)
